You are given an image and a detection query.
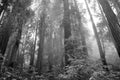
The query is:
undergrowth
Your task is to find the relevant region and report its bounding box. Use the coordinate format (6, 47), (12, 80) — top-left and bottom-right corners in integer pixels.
(0, 39), (120, 80)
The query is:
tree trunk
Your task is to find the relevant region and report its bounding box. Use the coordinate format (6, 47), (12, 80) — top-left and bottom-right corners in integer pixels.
(98, 0), (120, 57)
(36, 6), (46, 74)
(0, 30), (10, 55)
(85, 0), (108, 71)
(0, 12), (13, 55)
(3, 30), (19, 66)
(1, 0), (31, 68)
(63, 0), (71, 66)
(30, 25), (37, 67)
(48, 27), (53, 71)
(63, 0), (71, 39)
(0, 0), (19, 56)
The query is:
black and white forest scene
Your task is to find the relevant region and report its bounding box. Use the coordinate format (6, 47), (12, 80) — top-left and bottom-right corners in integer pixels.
(0, 0), (120, 80)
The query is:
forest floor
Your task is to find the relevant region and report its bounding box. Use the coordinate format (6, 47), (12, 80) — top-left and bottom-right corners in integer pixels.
(0, 58), (120, 80)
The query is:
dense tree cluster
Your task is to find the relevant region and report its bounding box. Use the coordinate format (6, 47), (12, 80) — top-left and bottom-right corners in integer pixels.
(0, 0), (120, 80)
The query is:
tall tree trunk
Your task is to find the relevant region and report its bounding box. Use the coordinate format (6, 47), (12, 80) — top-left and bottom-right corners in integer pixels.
(0, 0), (14, 55)
(36, 2), (46, 74)
(85, 0), (108, 71)
(3, 30), (19, 66)
(0, 0), (18, 55)
(48, 26), (53, 71)
(30, 25), (37, 67)
(3, 17), (22, 66)
(0, 11), (13, 55)
(98, 0), (115, 48)
(1, 0), (31, 68)
(63, 0), (71, 39)
(36, 15), (46, 74)
(63, 0), (71, 66)
(98, 0), (120, 57)
(0, 30), (10, 55)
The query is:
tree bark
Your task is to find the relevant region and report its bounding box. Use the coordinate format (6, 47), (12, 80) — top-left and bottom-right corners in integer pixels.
(48, 26), (53, 71)
(1, 0), (31, 68)
(30, 25), (37, 67)
(63, 0), (71, 39)
(63, 0), (71, 66)
(98, 0), (120, 57)
(3, 30), (19, 66)
(36, 3), (46, 74)
(85, 0), (108, 71)
(0, 11), (13, 55)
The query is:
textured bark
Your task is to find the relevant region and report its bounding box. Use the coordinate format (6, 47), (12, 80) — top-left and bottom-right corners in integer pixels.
(1, 0), (31, 68)
(36, 4), (46, 74)
(0, 12), (13, 55)
(63, 0), (71, 66)
(48, 27), (53, 71)
(85, 0), (108, 71)
(63, 0), (71, 39)
(0, 30), (10, 55)
(0, 0), (20, 55)
(0, 0), (14, 54)
(30, 26), (37, 67)
(3, 31), (19, 66)
(98, 0), (120, 57)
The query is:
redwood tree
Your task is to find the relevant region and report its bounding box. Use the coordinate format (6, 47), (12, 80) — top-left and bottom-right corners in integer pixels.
(63, 0), (71, 65)
(36, 0), (47, 74)
(3, 0), (32, 67)
(85, 0), (108, 70)
(98, 0), (120, 57)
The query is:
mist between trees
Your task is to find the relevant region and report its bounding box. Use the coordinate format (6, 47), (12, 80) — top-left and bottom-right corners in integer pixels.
(0, 0), (120, 80)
